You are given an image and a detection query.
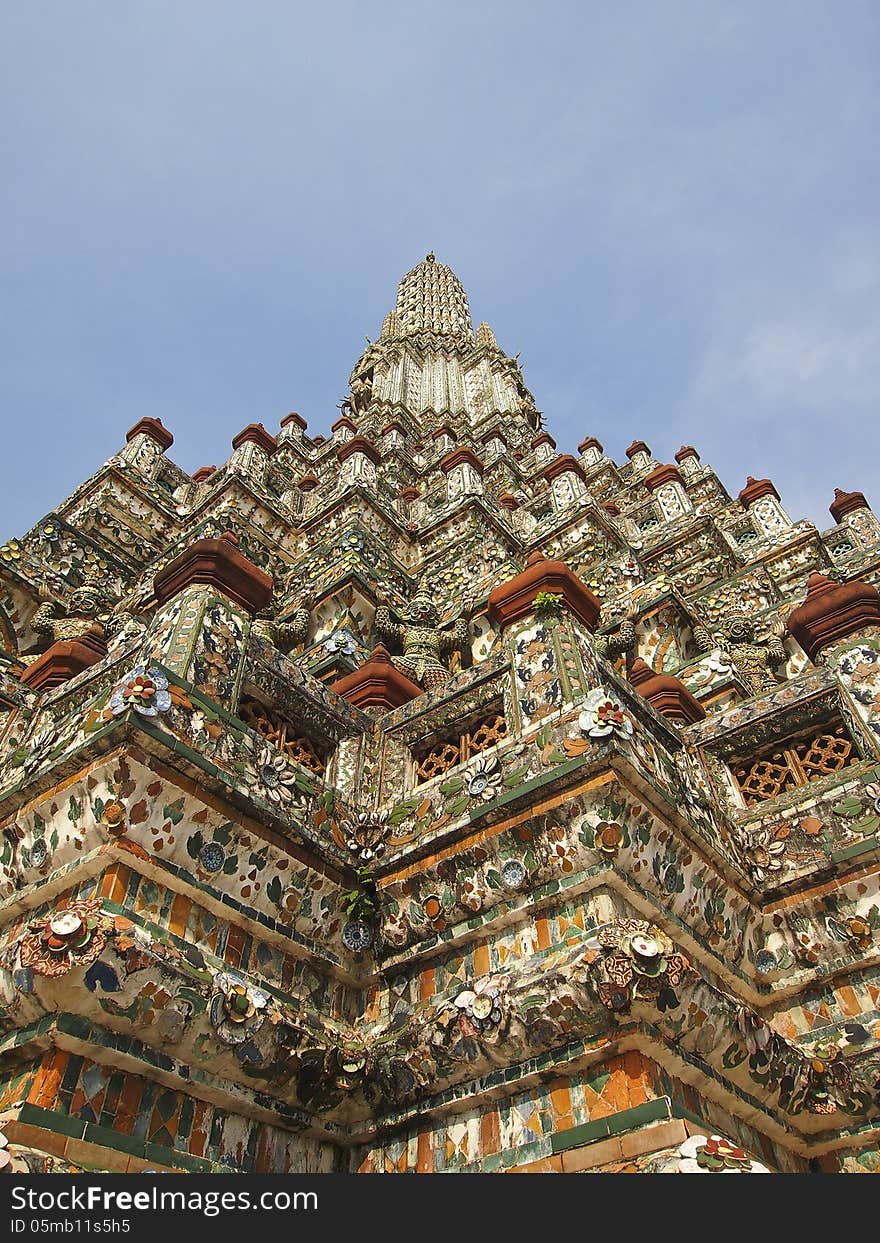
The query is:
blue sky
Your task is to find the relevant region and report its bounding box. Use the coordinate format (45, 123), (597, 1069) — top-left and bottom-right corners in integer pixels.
(2, 2), (878, 536)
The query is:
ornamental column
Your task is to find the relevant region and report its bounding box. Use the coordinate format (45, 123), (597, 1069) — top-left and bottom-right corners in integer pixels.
(148, 531), (273, 709)
(544, 455), (587, 509)
(480, 429), (508, 462)
(440, 448), (484, 501)
(487, 551), (602, 731)
(578, 436), (604, 467)
(120, 418), (175, 482)
(787, 571), (880, 740)
(644, 464), (692, 522)
(830, 489), (880, 546)
(674, 445), (702, 480)
(230, 424), (277, 487)
(531, 432), (556, 465)
(336, 436), (381, 488)
(625, 440), (653, 475)
(738, 477), (791, 538)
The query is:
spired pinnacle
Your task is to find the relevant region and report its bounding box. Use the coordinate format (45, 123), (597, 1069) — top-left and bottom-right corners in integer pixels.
(394, 252), (473, 338)
(351, 253), (540, 433)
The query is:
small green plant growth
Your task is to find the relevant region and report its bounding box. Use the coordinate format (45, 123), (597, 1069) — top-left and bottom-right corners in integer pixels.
(533, 590), (564, 621)
(341, 867), (378, 921)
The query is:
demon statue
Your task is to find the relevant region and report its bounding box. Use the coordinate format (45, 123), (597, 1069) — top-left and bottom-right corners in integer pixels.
(375, 589), (469, 690)
(694, 611), (786, 696)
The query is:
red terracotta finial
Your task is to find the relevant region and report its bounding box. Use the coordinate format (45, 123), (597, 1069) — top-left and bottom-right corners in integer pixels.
(337, 436), (382, 466)
(738, 476), (780, 506)
(153, 533), (273, 615)
(545, 455), (586, 484)
(628, 657), (654, 687)
(787, 571), (880, 662)
(627, 658), (706, 724)
(488, 554), (600, 632)
(281, 411), (308, 430)
(19, 633), (108, 691)
(331, 645), (421, 709)
(439, 447), (484, 476)
(643, 464), (685, 493)
(231, 423), (277, 456)
(498, 492), (519, 511)
(191, 466), (216, 484)
(125, 417), (174, 451)
(830, 488), (869, 523)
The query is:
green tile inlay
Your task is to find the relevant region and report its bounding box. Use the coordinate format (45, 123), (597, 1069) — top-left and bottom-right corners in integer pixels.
(82, 1122), (145, 1159)
(550, 1097), (671, 1154)
(18, 1103), (87, 1140)
(831, 837), (879, 863)
(470, 756), (588, 820)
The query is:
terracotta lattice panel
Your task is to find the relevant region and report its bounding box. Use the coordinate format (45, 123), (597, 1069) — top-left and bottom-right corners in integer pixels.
(413, 709), (507, 784)
(733, 722), (858, 806)
(239, 696), (326, 775)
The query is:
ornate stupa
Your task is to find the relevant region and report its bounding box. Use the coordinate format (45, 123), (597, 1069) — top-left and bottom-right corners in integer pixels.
(1, 255), (879, 1174)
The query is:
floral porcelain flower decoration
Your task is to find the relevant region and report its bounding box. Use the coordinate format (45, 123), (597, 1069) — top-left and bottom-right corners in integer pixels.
(452, 979), (506, 1034)
(842, 915), (874, 952)
(344, 809), (391, 864)
(660, 1134), (768, 1173)
(593, 820), (625, 857)
(248, 745), (300, 809)
(19, 899), (114, 978)
(210, 972), (269, 1046)
(594, 917), (692, 1012)
(325, 629), (358, 657)
(466, 754), (503, 802)
(22, 727), (60, 774)
(109, 666), (172, 717)
(738, 825), (787, 884)
(578, 688), (634, 739)
(101, 800), (128, 836)
(0, 539), (22, 564)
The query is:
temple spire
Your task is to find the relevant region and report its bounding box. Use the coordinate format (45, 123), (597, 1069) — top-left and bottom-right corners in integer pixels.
(393, 252), (474, 339)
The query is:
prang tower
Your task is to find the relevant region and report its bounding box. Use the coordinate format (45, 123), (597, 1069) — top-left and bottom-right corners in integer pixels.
(1, 255), (880, 1173)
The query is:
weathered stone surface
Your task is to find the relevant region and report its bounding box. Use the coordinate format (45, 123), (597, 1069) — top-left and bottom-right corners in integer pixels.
(1, 253), (877, 1178)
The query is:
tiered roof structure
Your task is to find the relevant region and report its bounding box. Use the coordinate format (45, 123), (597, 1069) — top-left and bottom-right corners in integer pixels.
(1, 255), (880, 1173)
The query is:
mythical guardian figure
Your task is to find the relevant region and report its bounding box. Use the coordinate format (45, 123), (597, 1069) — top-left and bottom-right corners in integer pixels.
(593, 610), (638, 664)
(24, 577), (132, 664)
(694, 611), (786, 696)
(252, 604), (311, 655)
(375, 589), (469, 690)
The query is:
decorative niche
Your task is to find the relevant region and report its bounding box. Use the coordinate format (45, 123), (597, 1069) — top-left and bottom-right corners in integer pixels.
(238, 691), (328, 777)
(705, 693), (869, 812)
(731, 719), (859, 807)
(411, 701), (507, 786)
